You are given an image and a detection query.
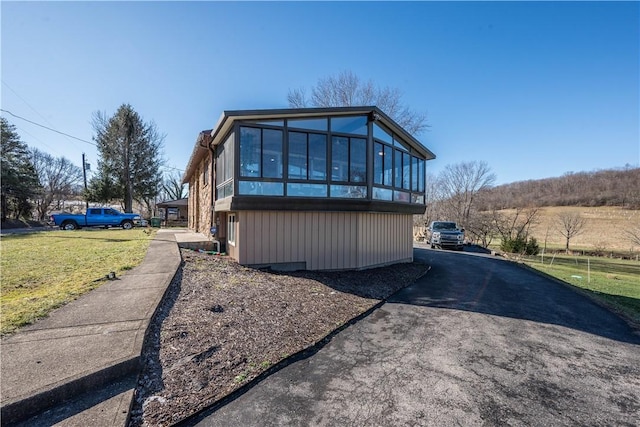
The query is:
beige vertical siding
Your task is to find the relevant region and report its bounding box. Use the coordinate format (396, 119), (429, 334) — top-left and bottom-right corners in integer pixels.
(356, 212), (412, 268)
(235, 211), (413, 270)
(226, 213), (238, 260)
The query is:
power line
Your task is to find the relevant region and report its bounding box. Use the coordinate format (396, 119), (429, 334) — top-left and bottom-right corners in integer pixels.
(2, 80), (85, 152)
(14, 125), (64, 156)
(0, 108), (96, 146)
(2, 108), (186, 173)
(160, 165), (185, 172)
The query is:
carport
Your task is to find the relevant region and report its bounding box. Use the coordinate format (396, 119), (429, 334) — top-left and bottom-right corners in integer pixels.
(156, 198), (188, 227)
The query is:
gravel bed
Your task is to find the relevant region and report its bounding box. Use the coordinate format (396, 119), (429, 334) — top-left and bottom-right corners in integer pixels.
(128, 249), (428, 426)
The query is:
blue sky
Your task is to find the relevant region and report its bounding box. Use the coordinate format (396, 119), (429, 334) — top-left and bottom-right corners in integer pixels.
(2, 1), (638, 186)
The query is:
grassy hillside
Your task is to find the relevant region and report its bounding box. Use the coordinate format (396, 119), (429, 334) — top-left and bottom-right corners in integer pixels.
(517, 206), (639, 253)
(478, 167), (640, 210)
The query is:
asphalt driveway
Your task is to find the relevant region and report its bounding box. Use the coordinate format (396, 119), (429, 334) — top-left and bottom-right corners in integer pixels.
(185, 247), (640, 426)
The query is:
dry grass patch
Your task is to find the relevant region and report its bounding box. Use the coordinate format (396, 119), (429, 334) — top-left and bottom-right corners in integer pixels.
(498, 206), (640, 253)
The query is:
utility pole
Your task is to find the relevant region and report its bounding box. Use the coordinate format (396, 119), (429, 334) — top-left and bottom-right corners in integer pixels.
(82, 153), (89, 209)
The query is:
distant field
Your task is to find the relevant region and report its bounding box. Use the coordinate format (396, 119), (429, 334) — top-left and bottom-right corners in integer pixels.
(493, 206), (640, 326)
(502, 206), (640, 253)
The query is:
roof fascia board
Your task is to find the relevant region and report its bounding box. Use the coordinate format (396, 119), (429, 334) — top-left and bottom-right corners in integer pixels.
(209, 106), (379, 147)
(211, 106), (434, 158)
(370, 107), (436, 160)
(184, 106), (435, 183)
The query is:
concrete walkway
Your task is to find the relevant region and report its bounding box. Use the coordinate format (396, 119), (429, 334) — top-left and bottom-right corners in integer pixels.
(0, 229), (209, 426)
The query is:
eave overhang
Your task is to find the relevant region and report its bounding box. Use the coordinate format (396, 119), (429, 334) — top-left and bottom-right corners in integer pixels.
(215, 196), (427, 215)
(182, 106), (435, 184)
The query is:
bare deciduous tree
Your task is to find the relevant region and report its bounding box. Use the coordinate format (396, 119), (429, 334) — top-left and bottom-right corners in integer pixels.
(556, 212), (587, 253)
(476, 167), (640, 210)
(493, 207), (540, 243)
(30, 148), (83, 221)
(625, 225), (640, 247)
(422, 172), (444, 224)
(438, 161), (496, 226)
(288, 70), (428, 134)
(491, 207), (540, 254)
(161, 171), (188, 201)
(465, 211), (496, 247)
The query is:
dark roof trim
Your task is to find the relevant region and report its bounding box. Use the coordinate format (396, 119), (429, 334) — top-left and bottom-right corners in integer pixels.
(182, 130), (212, 184)
(215, 195), (427, 215)
(157, 198), (188, 207)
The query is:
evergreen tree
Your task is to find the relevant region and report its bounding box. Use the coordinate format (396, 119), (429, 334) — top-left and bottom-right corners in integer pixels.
(1, 118), (39, 221)
(89, 104), (164, 212)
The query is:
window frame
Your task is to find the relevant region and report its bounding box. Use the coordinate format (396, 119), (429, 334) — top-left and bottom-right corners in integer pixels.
(232, 114), (427, 205)
(330, 135), (367, 185)
(203, 157), (209, 187)
(373, 134), (426, 204)
(216, 133), (235, 200)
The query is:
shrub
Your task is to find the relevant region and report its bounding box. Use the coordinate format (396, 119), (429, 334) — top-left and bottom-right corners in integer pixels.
(501, 236), (539, 255)
(526, 237), (540, 255)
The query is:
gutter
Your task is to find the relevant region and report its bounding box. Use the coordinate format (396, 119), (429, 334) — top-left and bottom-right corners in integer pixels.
(209, 141), (216, 239)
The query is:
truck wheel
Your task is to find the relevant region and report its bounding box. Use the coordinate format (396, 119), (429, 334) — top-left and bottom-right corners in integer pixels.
(61, 221), (78, 231)
(122, 220), (134, 230)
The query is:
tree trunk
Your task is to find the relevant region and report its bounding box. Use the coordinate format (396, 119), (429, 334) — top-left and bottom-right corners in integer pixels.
(37, 194), (54, 221)
(1, 193), (7, 222)
(124, 119), (133, 213)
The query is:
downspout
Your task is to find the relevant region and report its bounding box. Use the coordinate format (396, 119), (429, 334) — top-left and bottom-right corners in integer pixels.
(209, 142), (217, 240)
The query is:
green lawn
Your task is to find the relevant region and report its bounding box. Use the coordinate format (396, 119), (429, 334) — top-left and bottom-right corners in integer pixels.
(522, 254), (640, 326)
(1, 228), (155, 335)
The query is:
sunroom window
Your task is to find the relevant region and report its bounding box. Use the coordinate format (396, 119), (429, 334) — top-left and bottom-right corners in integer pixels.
(234, 114), (426, 204)
(288, 118), (328, 132)
(374, 142), (394, 186)
(331, 116), (367, 135)
(239, 126), (283, 179)
(331, 136), (366, 183)
(288, 132), (327, 181)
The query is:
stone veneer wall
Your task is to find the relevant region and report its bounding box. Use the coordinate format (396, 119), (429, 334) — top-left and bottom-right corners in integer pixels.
(187, 153), (213, 235)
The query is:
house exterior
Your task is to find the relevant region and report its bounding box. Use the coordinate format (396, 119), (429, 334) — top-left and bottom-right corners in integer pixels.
(156, 198), (188, 226)
(183, 106), (435, 270)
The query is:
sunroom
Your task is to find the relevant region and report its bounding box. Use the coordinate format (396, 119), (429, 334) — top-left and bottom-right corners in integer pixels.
(183, 106), (435, 270)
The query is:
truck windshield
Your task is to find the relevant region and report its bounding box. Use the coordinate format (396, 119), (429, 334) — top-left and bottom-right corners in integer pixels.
(433, 222), (457, 230)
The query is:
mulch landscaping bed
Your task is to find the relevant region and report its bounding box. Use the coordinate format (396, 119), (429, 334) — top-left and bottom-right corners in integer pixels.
(129, 249), (428, 426)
